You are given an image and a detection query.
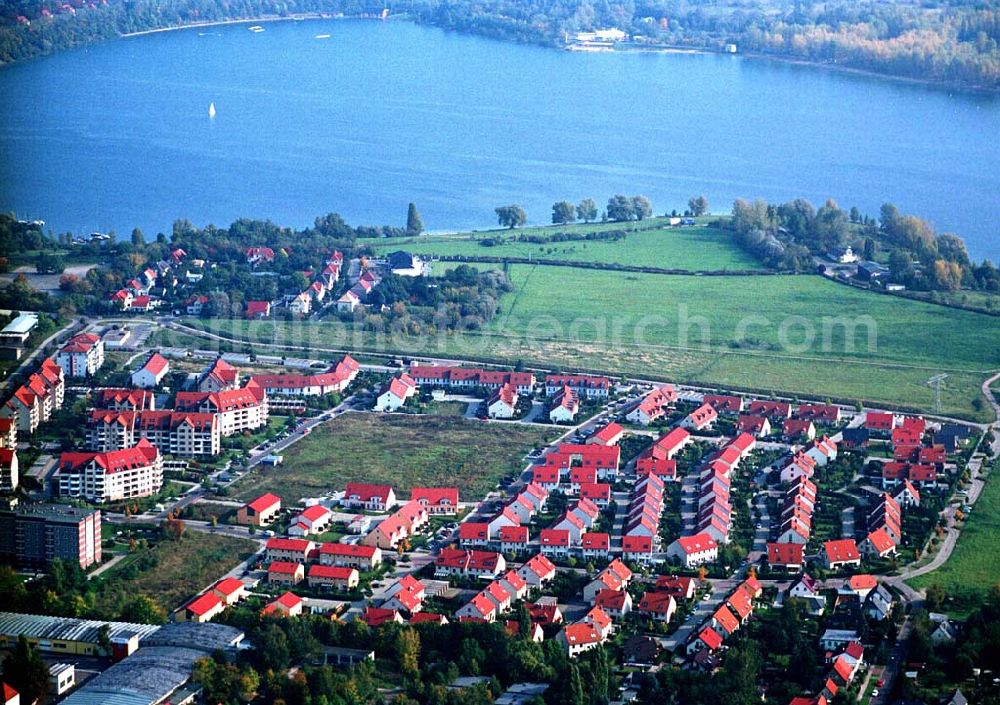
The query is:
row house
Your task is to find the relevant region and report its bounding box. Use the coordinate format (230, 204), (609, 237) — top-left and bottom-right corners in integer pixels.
(435, 548), (506, 579)
(343, 482), (396, 511)
(307, 564), (359, 592)
(804, 436), (838, 466)
(582, 559), (632, 602)
(625, 384), (677, 425)
(265, 537), (315, 564)
(544, 373), (611, 399)
(251, 355), (360, 397)
(881, 461), (937, 488)
(747, 399), (792, 419)
(795, 403), (841, 424)
(625, 472), (665, 549)
(775, 476), (817, 545)
(319, 542), (382, 571)
(542, 443), (621, 483)
(406, 365), (535, 394)
(703, 394), (743, 414)
(411, 487), (459, 515)
(823, 539), (862, 570)
(383, 575), (426, 614)
(635, 427), (691, 480)
(0, 418), (16, 449)
(666, 532), (719, 568)
(363, 500), (429, 549)
(54, 440), (162, 502)
(784, 418), (817, 441)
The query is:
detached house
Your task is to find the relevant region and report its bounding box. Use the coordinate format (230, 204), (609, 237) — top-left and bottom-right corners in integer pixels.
(374, 373), (417, 412)
(487, 383), (519, 419)
(549, 386), (579, 423)
(237, 493), (281, 526)
(682, 403), (718, 431)
(130, 353), (169, 388)
(666, 533), (718, 568)
(411, 487), (459, 515)
(823, 539), (862, 570)
(344, 483), (396, 511)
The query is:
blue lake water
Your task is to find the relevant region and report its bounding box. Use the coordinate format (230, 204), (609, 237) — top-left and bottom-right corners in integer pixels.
(1, 19), (999, 261)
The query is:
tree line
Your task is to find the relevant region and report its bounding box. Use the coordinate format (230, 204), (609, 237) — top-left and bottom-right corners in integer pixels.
(727, 196), (1000, 293)
(2, 1), (999, 90)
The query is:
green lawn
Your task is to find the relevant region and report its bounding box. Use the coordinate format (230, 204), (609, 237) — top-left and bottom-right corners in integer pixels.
(229, 411), (558, 503)
(181, 264), (1000, 421)
(102, 532), (257, 613)
(375, 221), (762, 271)
(909, 462), (1000, 606)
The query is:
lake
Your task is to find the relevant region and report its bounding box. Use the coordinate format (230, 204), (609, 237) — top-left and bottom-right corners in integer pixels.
(1, 19), (999, 261)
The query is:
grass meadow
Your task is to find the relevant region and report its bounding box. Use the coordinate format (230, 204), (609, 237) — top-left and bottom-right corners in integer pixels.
(177, 263), (1000, 421)
(909, 462), (1000, 611)
(229, 412), (557, 503)
(375, 222), (763, 271)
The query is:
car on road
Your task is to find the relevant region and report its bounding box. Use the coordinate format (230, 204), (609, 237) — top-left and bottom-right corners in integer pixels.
(876, 679), (884, 687)
(871, 690), (879, 698)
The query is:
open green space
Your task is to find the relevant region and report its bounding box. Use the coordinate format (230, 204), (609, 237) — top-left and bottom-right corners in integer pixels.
(182, 263), (1000, 421)
(229, 411), (557, 503)
(103, 531), (257, 612)
(375, 220), (762, 271)
(909, 462), (1000, 608)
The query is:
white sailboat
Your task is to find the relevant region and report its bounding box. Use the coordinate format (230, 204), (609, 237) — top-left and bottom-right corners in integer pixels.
(208, 102), (217, 118)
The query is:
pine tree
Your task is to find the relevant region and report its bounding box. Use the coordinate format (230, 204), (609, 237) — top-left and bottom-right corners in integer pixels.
(2, 635), (50, 702)
(406, 202), (424, 235)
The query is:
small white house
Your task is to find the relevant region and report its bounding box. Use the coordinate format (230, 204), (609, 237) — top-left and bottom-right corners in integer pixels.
(131, 353), (169, 388)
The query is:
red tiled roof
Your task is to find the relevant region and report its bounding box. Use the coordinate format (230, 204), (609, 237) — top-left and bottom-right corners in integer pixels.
(581, 532), (610, 551)
(698, 627), (723, 650)
(319, 542), (377, 559)
(269, 561), (302, 575)
(499, 525), (529, 543)
(248, 493), (281, 513)
(540, 529), (571, 547)
(768, 542), (805, 566)
(213, 577), (245, 597)
(308, 564), (356, 580)
(186, 592), (223, 617)
(675, 533), (718, 555)
(824, 539), (860, 564)
(411, 487), (459, 507)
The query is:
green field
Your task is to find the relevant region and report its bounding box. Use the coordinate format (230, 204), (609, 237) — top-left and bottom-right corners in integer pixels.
(229, 412), (558, 503)
(375, 220), (762, 272)
(181, 263), (1000, 421)
(103, 532), (257, 612)
(909, 462), (1000, 607)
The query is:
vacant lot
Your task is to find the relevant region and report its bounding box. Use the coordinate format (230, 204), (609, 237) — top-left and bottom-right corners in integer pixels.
(230, 412), (558, 503)
(102, 532), (257, 613)
(909, 463), (1000, 608)
(376, 223), (761, 271)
